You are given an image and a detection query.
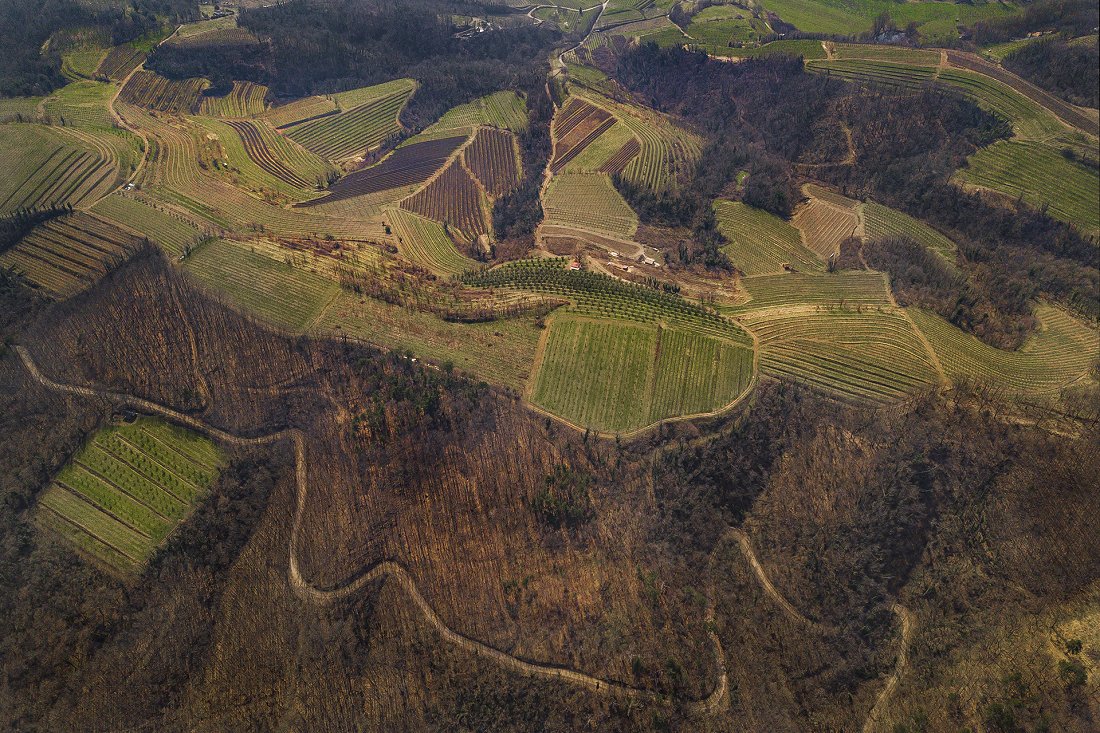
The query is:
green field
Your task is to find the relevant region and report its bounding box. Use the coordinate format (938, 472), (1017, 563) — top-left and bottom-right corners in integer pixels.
(429, 91), (528, 133)
(862, 201), (957, 262)
(729, 271), (893, 313)
(910, 305), (1100, 394)
(387, 208), (476, 277)
(285, 80), (415, 160)
(954, 140), (1100, 235)
(35, 417), (224, 574)
(43, 81), (116, 128)
(182, 238), (339, 332)
(466, 259), (752, 345)
(738, 308), (941, 402)
(315, 290), (541, 391)
(0, 124), (124, 216)
(530, 315), (753, 433)
(715, 200), (824, 275)
(543, 173), (639, 238)
(757, 0), (1018, 43)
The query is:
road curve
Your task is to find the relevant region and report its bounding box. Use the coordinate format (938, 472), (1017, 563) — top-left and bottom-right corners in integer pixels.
(15, 345), (727, 716)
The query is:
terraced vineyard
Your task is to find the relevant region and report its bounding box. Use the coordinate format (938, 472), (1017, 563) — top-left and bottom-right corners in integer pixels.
(0, 125), (121, 216)
(284, 80), (415, 160)
(429, 91), (527, 133)
(791, 186), (860, 259)
(95, 45), (145, 81)
(580, 92), (703, 192)
(304, 134), (465, 208)
(220, 119), (334, 195)
(862, 201), (957, 262)
(463, 127), (520, 198)
(401, 158), (489, 243)
(119, 70), (208, 113)
(715, 200), (824, 275)
(182, 238), (339, 332)
(264, 95), (338, 129)
(197, 81), (269, 117)
(805, 59), (938, 91)
(465, 259), (751, 345)
(910, 305), (1100, 394)
(0, 213), (138, 298)
(542, 173), (638, 239)
(830, 44), (940, 65)
(388, 208), (476, 277)
(737, 308), (940, 402)
(531, 315), (754, 433)
(954, 140), (1100, 234)
(564, 120), (637, 174)
(729, 271), (892, 312)
(92, 193), (205, 256)
(599, 138), (641, 176)
(34, 417), (224, 575)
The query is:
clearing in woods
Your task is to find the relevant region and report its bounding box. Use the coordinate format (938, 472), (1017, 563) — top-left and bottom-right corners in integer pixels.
(530, 314), (754, 434)
(34, 417), (224, 575)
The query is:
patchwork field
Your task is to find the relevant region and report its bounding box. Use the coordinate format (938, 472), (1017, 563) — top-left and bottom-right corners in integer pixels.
(182, 238), (339, 332)
(551, 98), (616, 174)
(401, 159), (489, 243)
(715, 200), (824, 275)
(862, 201), (957, 262)
(222, 119), (334, 195)
(35, 417), (224, 575)
(307, 134), (465, 209)
(530, 315), (754, 433)
(577, 91), (703, 192)
(463, 127), (521, 198)
(388, 207), (476, 277)
(954, 140), (1100, 235)
(542, 173), (638, 239)
(0, 212), (138, 298)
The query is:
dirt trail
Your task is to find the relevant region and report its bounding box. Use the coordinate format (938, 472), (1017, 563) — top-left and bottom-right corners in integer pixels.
(15, 345), (726, 716)
(18, 346), (920, 726)
(862, 603), (914, 733)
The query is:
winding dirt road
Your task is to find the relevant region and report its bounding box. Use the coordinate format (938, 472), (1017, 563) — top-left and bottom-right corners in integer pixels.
(15, 345), (725, 715)
(17, 345), (916, 725)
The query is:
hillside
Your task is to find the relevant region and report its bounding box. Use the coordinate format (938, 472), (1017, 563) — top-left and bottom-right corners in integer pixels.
(0, 0), (1097, 729)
